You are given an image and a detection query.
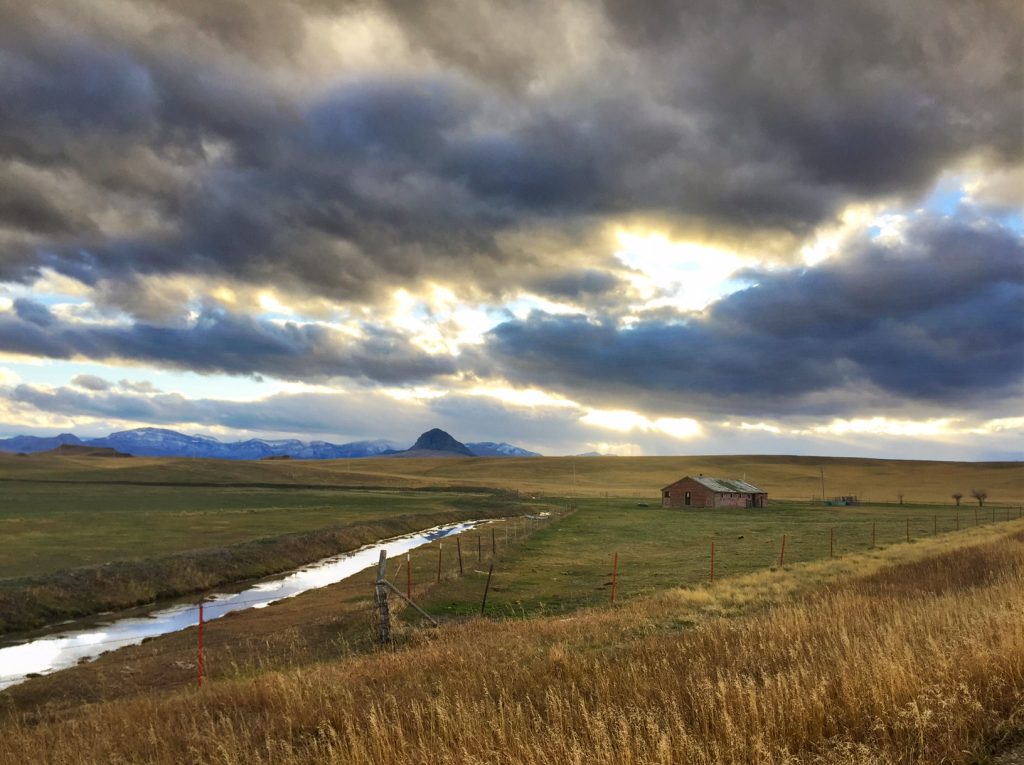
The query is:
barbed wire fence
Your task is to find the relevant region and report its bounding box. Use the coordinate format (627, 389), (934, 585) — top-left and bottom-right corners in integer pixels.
(6, 502), (1021, 695)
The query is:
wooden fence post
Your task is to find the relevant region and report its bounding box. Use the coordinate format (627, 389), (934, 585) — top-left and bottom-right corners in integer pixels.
(477, 534), (482, 563)
(406, 552), (412, 599)
(610, 552), (618, 605)
(710, 541), (715, 583)
(906, 518), (910, 543)
(375, 550), (391, 644)
(830, 527), (834, 558)
(779, 534), (787, 567)
(871, 522), (876, 549)
(933, 515), (937, 535)
(456, 537), (464, 575)
(956, 513), (959, 531)
(480, 563), (494, 615)
(492, 527), (496, 556)
(437, 543), (442, 584)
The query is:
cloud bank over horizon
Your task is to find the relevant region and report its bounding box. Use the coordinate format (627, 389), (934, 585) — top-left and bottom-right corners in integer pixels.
(1, 0), (1021, 458)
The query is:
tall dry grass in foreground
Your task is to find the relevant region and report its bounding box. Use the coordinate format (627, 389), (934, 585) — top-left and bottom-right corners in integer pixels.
(2, 532), (1022, 765)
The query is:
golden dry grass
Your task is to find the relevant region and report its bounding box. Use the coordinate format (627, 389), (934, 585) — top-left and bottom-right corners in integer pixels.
(3, 451), (1021, 503)
(2, 523), (1022, 764)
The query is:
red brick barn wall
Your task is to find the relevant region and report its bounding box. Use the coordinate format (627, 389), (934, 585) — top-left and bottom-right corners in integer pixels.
(713, 493), (752, 508)
(662, 478), (716, 508)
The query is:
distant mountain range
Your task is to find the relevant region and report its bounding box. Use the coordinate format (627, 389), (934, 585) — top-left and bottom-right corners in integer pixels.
(0, 427), (541, 460)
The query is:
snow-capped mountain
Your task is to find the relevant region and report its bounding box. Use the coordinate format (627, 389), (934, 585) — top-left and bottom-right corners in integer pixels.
(0, 427), (539, 460)
(466, 441), (541, 457)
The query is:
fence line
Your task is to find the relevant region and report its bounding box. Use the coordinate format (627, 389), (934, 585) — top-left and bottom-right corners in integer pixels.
(7, 503), (1018, 695)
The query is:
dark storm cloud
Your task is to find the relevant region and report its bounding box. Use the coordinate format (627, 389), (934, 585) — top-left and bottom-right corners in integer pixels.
(13, 298), (56, 327)
(0, 0), (1020, 302)
(0, 306), (456, 384)
(483, 217), (1024, 415)
(530, 269), (623, 300)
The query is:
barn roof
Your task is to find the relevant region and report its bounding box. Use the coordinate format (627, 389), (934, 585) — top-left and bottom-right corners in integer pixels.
(662, 475), (766, 493)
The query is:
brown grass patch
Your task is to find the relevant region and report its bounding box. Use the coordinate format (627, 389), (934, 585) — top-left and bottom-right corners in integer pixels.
(1, 525), (1021, 764)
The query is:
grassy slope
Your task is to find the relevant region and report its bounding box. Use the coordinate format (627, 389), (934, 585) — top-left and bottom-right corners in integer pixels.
(2, 523), (1021, 764)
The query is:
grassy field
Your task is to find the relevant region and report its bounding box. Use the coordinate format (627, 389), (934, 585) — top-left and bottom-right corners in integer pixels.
(0, 458), (538, 633)
(1, 448), (1022, 761)
(4, 451), (1022, 503)
(2, 523), (1021, 764)
(413, 498), (1023, 617)
(0, 480), (503, 579)
(0, 451), (1018, 633)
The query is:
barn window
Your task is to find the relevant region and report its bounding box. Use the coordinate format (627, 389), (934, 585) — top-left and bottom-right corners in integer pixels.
(684, 491), (691, 506)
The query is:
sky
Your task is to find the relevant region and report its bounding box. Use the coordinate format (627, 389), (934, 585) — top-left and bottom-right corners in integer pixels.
(0, 0), (1022, 459)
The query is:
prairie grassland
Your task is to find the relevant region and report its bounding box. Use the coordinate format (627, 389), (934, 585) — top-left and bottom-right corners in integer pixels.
(0, 495), (529, 634)
(0, 481), (507, 579)
(2, 523), (1021, 765)
(416, 497), (1021, 617)
(3, 451), (1022, 503)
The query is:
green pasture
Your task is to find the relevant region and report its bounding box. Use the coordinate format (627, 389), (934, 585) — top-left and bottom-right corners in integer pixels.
(416, 498), (1021, 617)
(0, 481), (497, 580)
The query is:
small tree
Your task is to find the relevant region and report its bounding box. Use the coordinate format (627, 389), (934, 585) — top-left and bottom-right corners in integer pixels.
(971, 488), (987, 507)
(952, 492), (963, 506)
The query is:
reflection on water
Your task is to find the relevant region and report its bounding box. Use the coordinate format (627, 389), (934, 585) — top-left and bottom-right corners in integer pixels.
(0, 520), (482, 690)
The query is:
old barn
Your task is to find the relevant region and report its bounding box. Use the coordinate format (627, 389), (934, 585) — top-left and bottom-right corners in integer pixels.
(661, 474), (767, 508)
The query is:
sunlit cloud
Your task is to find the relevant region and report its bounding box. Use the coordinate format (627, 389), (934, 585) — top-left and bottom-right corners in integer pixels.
(464, 385), (579, 410)
(970, 416), (1024, 434)
(383, 386), (448, 402)
(800, 204), (882, 265)
(257, 291), (295, 316)
(737, 421), (783, 434)
(581, 408), (701, 439)
(584, 441), (644, 456)
(807, 417), (958, 438)
(614, 230), (745, 311)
